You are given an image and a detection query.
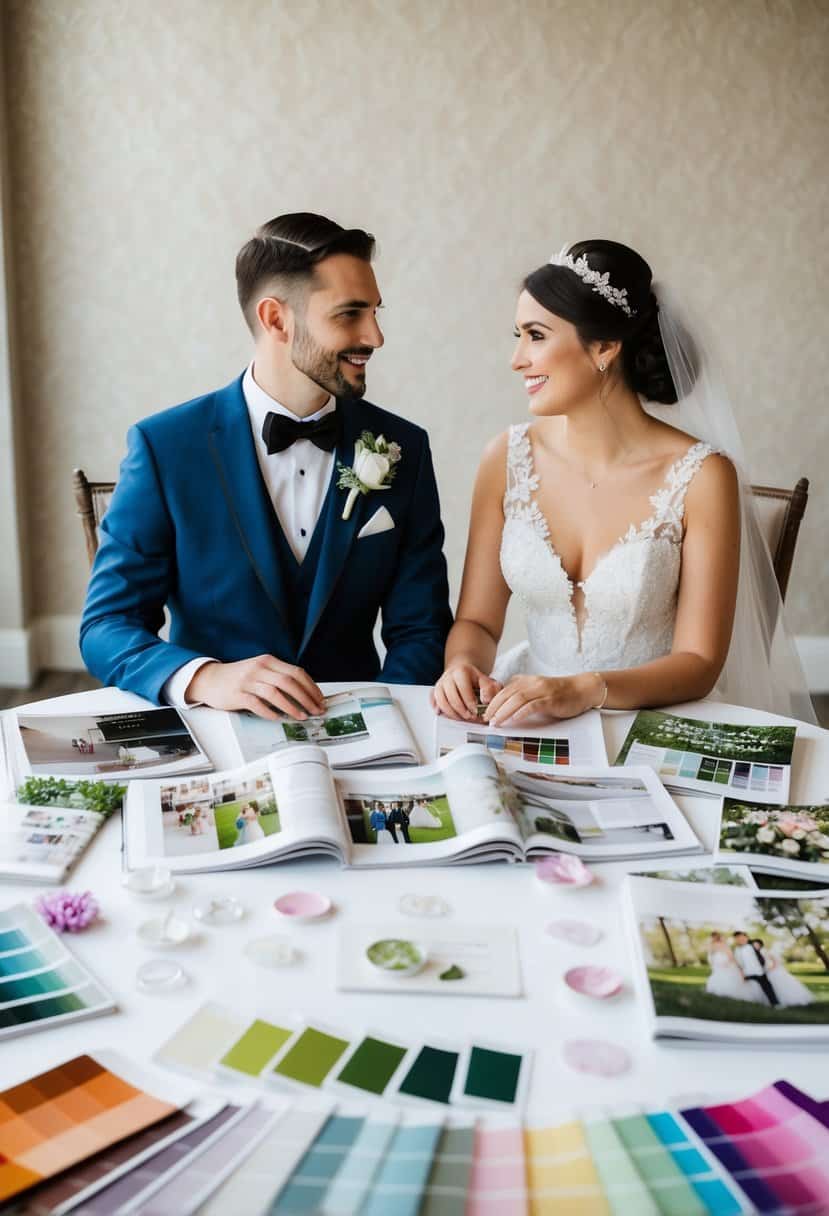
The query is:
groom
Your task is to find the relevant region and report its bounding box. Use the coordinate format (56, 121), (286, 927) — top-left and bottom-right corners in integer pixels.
(80, 213), (452, 717)
(732, 931), (779, 1006)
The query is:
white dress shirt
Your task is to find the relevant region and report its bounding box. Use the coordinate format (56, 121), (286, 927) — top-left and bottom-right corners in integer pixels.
(733, 942), (765, 977)
(162, 364), (337, 706)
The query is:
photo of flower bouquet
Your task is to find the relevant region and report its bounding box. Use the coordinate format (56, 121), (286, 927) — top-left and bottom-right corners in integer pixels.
(718, 799), (829, 881)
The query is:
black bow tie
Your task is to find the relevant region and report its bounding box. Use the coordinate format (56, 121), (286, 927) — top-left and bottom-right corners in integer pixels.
(262, 409), (340, 454)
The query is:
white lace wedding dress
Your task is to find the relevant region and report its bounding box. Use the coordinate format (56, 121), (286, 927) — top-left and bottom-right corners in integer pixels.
(494, 423), (715, 680)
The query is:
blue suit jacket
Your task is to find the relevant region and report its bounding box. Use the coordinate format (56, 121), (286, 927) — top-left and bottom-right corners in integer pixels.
(80, 375), (452, 703)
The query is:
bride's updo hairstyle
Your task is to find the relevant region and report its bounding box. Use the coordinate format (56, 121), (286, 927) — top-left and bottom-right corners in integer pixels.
(523, 240), (683, 404)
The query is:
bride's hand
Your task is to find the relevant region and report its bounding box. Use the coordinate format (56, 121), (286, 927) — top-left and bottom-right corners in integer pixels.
(433, 664), (503, 721)
(484, 673), (602, 726)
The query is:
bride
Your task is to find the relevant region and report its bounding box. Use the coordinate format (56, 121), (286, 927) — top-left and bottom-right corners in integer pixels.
(434, 239), (812, 725)
(704, 933), (757, 1003)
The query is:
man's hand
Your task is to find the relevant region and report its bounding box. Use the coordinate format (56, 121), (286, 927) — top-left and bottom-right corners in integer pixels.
(186, 655), (326, 720)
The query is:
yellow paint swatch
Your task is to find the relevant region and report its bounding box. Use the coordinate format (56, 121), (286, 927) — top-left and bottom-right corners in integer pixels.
(524, 1121), (611, 1216)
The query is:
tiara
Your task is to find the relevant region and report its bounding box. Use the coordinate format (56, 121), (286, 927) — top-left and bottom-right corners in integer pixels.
(549, 245), (636, 317)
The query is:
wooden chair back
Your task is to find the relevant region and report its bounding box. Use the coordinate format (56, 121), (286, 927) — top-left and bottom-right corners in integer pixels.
(750, 478), (809, 601)
(72, 469), (115, 568)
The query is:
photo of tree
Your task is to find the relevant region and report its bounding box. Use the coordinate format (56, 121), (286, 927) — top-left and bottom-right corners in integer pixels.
(617, 711), (796, 766)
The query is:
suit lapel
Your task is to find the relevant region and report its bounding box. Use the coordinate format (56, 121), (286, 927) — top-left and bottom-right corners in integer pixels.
(207, 377), (291, 633)
(298, 400), (368, 656)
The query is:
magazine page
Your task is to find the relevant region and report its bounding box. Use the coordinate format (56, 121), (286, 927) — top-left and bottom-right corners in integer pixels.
(125, 744), (346, 874)
(0, 803), (104, 883)
(497, 759), (701, 861)
(434, 709), (607, 767)
(224, 685), (419, 770)
(614, 710), (795, 803)
(625, 874), (829, 1043)
(715, 798), (829, 883)
(338, 744), (524, 868)
(6, 707), (212, 782)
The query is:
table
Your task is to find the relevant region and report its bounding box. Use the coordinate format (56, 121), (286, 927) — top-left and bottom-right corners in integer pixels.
(2, 686), (828, 1119)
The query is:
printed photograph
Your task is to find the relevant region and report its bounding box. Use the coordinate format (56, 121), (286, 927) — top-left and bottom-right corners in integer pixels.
(633, 866), (752, 887)
(509, 770), (673, 846)
(617, 711), (796, 766)
(160, 767), (280, 856)
(232, 693), (370, 763)
(344, 790), (456, 845)
(640, 894), (829, 1025)
(719, 800), (829, 868)
(17, 709), (201, 776)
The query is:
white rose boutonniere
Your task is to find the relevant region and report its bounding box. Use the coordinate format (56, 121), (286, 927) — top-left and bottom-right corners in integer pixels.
(337, 431), (402, 520)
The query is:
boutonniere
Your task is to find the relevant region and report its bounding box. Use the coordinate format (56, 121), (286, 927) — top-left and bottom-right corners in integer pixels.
(337, 431), (402, 520)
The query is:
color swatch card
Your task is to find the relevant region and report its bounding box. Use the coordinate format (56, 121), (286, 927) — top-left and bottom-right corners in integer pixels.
(329, 1030), (412, 1099)
(435, 710), (607, 767)
(335, 922), (523, 997)
(0, 902), (116, 1039)
(450, 1043), (532, 1111)
(268, 1024), (352, 1091)
(615, 710), (795, 804)
(153, 1002), (245, 1077)
(0, 1051), (191, 1204)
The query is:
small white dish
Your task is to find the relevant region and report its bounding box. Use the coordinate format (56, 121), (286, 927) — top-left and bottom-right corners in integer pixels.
(193, 895), (245, 925)
(399, 893), (450, 918)
(136, 958), (188, 992)
(365, 937), (428, 978)
(273, 891), (332, 922)
(137, 912), (191, 948)
(244, 935), (298, 969)
(122, 866), (175, 899)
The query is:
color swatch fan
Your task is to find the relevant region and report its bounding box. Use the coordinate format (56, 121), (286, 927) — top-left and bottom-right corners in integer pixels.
(0, 902), (115, 1039)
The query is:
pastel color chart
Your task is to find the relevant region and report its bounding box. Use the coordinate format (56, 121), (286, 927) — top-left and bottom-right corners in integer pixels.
(361, 1120), (445, 1216)
(126, 1103), (276, 1216)
(321, 1116), (399, 1214)
(466, 1125), (528, 1215)
(270, 1114), (366, 1212)
(0, 1053), (183, 1203)
(75, 1104), (242, 1213)
(682, 1082), (829, 1213)
(0, 904), (115, 1038)
(199, 1105), (329, 1216)
(153, 1002), (244, 1077)
(523, 1120), (610, 1214)
(419, 1125), (476, 1216)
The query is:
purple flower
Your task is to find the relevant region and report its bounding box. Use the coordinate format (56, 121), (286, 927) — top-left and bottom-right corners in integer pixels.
(36, 890), (100, 932)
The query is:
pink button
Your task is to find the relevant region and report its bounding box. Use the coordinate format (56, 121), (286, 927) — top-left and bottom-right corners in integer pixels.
(273, 891), (332, 921)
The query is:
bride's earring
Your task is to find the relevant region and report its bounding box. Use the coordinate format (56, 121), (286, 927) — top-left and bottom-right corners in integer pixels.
(598, 361), (606, 373)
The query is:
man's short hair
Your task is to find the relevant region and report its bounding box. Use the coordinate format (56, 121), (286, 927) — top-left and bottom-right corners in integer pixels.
(235, 212), (375, 332)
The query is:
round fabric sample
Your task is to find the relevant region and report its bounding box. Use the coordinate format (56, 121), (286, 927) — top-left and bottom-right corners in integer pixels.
(546, 919), (602, 947)
(563, 1039), (631, 1077)
(193, 895), (245, 925)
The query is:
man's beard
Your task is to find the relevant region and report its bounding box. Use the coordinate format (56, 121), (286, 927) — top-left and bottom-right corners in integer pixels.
(292, 325), (369, 399)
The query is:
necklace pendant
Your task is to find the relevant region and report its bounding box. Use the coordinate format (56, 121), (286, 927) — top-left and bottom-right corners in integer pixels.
(589, 480), (598, 490)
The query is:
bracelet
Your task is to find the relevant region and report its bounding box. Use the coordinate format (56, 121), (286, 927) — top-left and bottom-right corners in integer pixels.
(590, 672), (609, 710)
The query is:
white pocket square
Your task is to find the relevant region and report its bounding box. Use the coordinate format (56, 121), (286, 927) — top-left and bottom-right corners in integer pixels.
(358, 506), (395, 539)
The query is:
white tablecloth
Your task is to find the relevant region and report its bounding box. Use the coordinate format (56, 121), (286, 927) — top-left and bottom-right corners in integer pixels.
(2, 685), (828, 1118)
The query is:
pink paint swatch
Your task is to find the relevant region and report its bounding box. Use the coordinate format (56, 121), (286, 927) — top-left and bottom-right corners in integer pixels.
(562, 1039), (631, 1077)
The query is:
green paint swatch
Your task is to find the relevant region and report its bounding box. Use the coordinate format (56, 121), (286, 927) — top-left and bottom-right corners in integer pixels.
(220, 1019), (293, 1077)
(612, 1115), (704, 1215)
(397, 1045), (458, 1104)
(272, 1025), (350, 1087)
(335, 1035), (408, 1095)
(463, 1045), (522, 1104)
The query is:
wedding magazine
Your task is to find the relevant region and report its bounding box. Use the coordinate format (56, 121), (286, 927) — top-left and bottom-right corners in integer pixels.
(715, 798), (829, 885)
(4, 707), (211, 782)
(0, 802), (109, 884)
(124, 742), (701, 874)
(614, 710), (795, 804)
(222, 684), (419, 769)
(625, 874), (829, 1044)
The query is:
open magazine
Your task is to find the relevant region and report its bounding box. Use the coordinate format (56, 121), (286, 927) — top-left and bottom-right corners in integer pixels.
(4, 707), (211, 782)
(715, 799), (829, 885)
(434, 709), (607, 766)
(625, 874), (829, 1044)
(223, 685), (419, 769)
(124, 742), (700, 873)
(614, 710), (795, 803)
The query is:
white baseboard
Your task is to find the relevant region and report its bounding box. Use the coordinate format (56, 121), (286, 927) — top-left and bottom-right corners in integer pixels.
(0, 626), (35, 685)
(2, 617), (828, 694)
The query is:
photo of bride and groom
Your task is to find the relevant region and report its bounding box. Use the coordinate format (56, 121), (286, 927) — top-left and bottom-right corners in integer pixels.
(705, 931), (813, 1008)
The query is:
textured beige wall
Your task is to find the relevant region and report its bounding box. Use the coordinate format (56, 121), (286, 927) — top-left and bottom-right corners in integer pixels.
(3, 0), (828, 643)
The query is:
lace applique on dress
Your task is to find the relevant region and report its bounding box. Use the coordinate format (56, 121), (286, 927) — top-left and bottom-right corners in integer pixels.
(496, 425), (717, 681)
